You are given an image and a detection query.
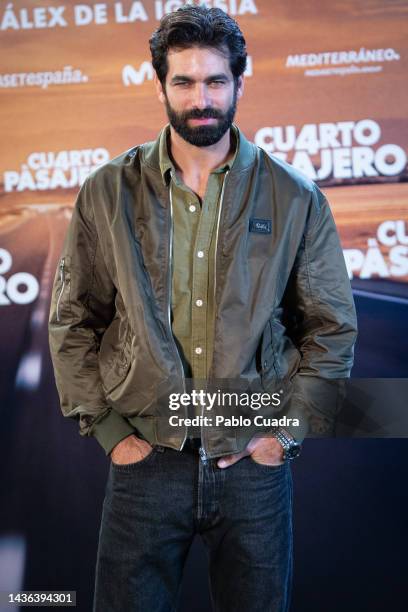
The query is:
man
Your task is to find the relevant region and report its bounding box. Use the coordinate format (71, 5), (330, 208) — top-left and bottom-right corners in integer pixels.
(48, 6), (357, 612)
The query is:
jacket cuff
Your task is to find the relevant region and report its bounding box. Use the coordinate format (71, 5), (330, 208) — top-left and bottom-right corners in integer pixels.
(90, 409), (135, 455)
(284, 376), (346, 444)
(280, 405), (309, 445)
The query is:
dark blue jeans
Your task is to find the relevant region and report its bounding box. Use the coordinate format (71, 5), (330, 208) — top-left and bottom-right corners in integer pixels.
(93, 444), (293, 612)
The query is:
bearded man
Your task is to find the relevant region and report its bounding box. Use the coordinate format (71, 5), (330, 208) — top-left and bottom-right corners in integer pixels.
(49, 6), (357, 612)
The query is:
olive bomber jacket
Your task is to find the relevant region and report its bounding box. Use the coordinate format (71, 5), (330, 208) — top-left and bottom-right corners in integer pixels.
(48, 125), (358, 458)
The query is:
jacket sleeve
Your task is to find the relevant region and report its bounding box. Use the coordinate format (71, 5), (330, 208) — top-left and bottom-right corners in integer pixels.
(280, 184), (358, 443)
(48, 178), (135, 455)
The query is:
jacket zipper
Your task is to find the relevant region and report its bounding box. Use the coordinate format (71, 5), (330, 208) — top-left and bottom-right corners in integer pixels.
(168, 182), (188, 451)
(199, 170), (230, 463)
(56, 257), (66, 322)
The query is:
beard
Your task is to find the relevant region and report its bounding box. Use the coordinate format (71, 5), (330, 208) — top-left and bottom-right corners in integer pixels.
(164, 88), (237, 147)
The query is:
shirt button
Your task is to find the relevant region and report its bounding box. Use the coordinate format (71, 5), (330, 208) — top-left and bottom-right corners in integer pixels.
(195, 347), (203, 355)
(195, 299), (203, 307)
(197, 250), (204, 258)
(189, 204), (196, 212)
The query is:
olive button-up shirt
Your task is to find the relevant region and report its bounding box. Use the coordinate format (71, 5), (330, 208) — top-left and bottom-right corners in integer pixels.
(159, 124), (239, 381)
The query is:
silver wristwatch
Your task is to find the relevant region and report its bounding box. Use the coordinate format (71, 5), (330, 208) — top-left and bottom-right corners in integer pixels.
(273, 428), (302, 461)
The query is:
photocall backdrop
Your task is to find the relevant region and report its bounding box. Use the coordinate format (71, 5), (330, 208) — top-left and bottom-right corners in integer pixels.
(1, 2), (407, 611)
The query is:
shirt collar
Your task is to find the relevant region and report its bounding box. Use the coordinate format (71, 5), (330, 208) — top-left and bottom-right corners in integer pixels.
(159, 123), (240, 184)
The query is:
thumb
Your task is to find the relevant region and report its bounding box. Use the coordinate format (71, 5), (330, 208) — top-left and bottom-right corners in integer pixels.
(217, 450), (248, 469)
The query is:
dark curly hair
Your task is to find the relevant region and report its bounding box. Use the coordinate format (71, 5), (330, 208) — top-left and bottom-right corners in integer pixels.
(149, 5), (247, 86)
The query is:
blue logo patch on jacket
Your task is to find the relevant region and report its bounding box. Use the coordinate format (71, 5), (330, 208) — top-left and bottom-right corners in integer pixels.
(249, 218), (272, 234)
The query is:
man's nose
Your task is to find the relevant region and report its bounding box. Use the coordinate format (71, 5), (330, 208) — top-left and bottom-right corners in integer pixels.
(192, 83), (210, 109)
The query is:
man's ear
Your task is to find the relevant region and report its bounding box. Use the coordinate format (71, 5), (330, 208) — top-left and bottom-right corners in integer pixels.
(236, 75), (245, 100)
(154, 74), (166, 104)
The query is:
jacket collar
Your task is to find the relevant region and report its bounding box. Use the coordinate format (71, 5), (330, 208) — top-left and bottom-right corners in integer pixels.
(142, 122), (256, 185)
(158, 123), (239, 184)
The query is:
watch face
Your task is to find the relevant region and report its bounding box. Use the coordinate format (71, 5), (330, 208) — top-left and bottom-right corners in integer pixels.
(286, 443), (301, 459)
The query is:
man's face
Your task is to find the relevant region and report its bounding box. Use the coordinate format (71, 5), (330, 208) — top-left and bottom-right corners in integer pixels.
(155, 46), (244, 147)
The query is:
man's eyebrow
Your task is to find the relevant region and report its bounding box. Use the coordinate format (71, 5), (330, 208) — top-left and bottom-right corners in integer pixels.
(205, 73), (229, 82)
(170, 75), (194, 83)
(170, 73), (230, 83)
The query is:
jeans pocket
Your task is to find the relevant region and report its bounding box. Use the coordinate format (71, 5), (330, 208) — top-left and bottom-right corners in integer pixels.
(248, 455), (287, 471)
(110, 446), (157, 473)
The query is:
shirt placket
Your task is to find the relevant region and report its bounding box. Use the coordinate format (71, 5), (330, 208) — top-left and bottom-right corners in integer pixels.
(190, 177), (219, 380)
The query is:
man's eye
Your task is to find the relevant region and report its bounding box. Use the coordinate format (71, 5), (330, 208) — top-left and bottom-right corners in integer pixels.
(209, 80), (226, 87)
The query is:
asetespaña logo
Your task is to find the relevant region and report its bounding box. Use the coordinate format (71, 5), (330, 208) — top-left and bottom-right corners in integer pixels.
(0, 248), (39, 305)
(122, 55), (253, 87)
(286, 47), (400, 78)
(344, 220), (408, 280)
(0, 66), (89, 89)
(3, 148), (110, 192)
(255, 119), (406, 181)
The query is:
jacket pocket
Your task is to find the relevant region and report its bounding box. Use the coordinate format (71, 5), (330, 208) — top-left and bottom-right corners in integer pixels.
(54, 255), (72, 323)
(259, 320), (281, 387)
(269, 319), (301, 382)
(99, 318), (132, 395)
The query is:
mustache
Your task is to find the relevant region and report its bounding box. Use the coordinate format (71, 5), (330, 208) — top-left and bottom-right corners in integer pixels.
(181, 107), (224, 120)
